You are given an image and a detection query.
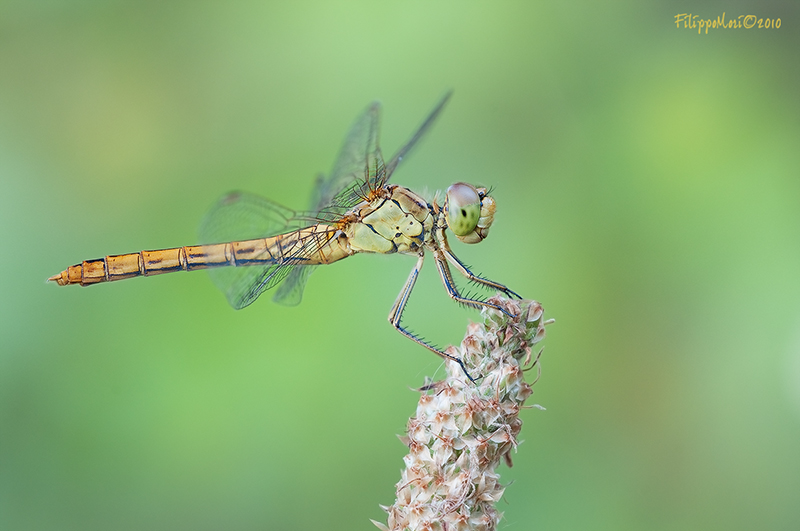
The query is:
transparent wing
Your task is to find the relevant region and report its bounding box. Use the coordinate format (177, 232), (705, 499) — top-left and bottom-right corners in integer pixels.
(275, 101), (385, 301)
(199, 191), (311, 244)
(316, 92), (451, 219)
(271, 266), (315, 306)
(198, 191), (330, 309)
(312, 101), (383, 220)
(199, 94), (452, 308)
(224, 245), (326, 310)
(384, 91), (452, 177)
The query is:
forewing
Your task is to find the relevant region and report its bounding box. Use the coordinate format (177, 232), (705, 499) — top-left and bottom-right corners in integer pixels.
(272, 101), (384, 302)
(384, 91), (452, 178)
(311, 101), (383, 218)
(276, 95), (452, 303)
(197, 94), (451, 309)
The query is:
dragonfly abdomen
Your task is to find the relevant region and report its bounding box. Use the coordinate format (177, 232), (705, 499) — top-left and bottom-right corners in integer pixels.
(48, 243), (234, 286)
(49, 225), (351, 287)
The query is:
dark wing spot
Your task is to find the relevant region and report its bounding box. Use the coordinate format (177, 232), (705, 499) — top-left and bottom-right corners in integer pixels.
(221, 192), (242, 205)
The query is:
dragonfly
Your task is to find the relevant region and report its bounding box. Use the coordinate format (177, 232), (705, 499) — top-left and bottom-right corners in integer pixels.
(49, 93), (521, 380)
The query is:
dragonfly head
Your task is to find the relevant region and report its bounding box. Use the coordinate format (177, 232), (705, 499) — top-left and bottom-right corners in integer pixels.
(444, 183), (496, 244)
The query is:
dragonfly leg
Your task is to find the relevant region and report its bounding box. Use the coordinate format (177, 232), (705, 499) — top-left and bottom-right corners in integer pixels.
(433, 250), (517, 318)
(388, 252), (479, 383)
(442, 247), (522, 299)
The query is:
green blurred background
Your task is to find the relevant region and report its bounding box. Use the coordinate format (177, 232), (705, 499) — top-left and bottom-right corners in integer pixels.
(2, 1), (799, 530)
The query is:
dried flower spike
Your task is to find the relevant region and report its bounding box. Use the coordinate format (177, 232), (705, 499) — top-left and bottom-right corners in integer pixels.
(373, 297), (550, 531)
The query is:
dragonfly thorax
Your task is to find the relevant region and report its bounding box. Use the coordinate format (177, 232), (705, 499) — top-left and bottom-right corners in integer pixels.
(345, 184), (433, 255)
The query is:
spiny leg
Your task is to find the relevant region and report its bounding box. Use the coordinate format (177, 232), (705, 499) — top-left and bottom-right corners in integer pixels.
(433, 250), (516, 318)
(388, 252), (478, 383)
(442, 247), (522, 299)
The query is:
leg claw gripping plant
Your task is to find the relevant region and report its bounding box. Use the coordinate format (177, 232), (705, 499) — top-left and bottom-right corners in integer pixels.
(372, 297), (552, 531)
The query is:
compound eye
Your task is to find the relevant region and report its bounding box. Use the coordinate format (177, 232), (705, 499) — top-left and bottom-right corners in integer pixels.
(447, 183), (481, 237)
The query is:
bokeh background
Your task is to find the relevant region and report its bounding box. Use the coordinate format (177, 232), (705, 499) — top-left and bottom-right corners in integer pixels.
(2, 2), (799, 530)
